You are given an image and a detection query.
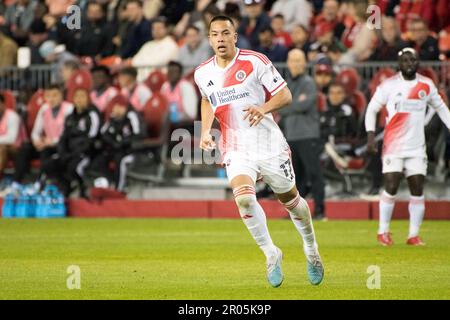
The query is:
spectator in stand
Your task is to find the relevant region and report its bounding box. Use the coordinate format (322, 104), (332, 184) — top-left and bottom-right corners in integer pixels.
(49, 88), (101, 197)
(3, 0), (37, 46)
(131, 16), (179, 82)
(278, 49), (326, 219)
(117, 66), (152, 113)
(320, 81), (358, 145)
(0, 29), (18, 68)
(161, 61), (198, 125)
(327, 42), (345, 69)
(314, 57), (334, 95)
(230, 14), (252, 50)
(27, 19), (48, 65)
(159, 0), (195, 26)
(60, 59), (93, 102)
(173, 0), (217, 38)
(13, 84), (73, 184)
(271, 0), (313, 32)
(117, 0), (152, 59)
(71, 2), (114, 59)
(312, 0), (345, 40)
(406, 18), (440, 61)
(395, 0), (435, 33)
(238, 0), (271, 50)
(339, 0), (376, 64)
(178, 25), (212, 75)
(0, 94), (22, 176)
(45, 0), (75, 17)
(104, 0), (127, 32)
(39, 40), (78, 83)
(308, 22), (347, 62)
(90, 66), (119, 113)
(255, 26), (288, 62)
(370, 16), (407, 61)
(271, 14), (292, 48)
(90, 95), (144, 192)
(289, 24), (310, 54)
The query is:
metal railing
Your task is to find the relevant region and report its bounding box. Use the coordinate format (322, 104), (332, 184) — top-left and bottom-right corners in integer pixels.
(1, 61), (449, 93)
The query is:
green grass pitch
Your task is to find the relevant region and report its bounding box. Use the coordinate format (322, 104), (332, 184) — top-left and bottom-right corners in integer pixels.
(0, 218), (449, 300)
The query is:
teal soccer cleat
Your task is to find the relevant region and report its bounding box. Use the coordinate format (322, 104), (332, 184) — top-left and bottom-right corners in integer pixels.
(306, 251), (324, 285)
(267, 247), (284, 288)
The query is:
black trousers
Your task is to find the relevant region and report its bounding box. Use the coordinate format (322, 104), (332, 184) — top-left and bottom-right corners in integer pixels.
(41, 153), (89, 196)
(90, 151), (135, 191)
(288, 138), (325, 214)
(13, 142), (57, 183)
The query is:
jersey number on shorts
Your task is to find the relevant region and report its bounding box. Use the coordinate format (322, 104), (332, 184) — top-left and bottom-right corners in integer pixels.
(280, 159), (294, 181)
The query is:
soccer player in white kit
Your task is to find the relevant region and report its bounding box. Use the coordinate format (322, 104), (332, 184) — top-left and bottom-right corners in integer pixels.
(195, 15), (324, 287)
(365, 48), (450, 246)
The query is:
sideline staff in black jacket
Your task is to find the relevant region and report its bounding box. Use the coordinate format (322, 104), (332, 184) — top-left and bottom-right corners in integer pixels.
(90, 96), (144, 192)
(43, 88), (101, 196)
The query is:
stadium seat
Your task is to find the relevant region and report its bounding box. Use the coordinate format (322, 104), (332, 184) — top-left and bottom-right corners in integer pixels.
(418, 67), (439, 85)
(66, 69), (93, 102)
(1, 90), (16, 109)
(127, 93), (170, 184)
(368, 68), (396, 97)
(349, 90), (367, 119)
(144, 70), (166, 93)
(336, 68), (361, 95)
(26, 89), (45, 134)
(324, 142), (368, 194)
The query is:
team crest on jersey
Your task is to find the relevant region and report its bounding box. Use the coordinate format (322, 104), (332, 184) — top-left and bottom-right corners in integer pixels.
(235, 70), (247, 82)
(418, 90), (427, 99)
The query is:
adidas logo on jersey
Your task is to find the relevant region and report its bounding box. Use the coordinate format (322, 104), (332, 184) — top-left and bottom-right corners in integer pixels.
(207, 80), (214, 87)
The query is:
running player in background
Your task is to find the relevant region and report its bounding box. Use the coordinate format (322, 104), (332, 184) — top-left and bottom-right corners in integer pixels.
(194, 15), (324, 287)
(365, 48), (450, 246)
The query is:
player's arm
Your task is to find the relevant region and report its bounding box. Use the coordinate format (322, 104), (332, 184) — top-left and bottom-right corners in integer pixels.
(199, 96), (216, 151)
(243, 87), (292, 127)
(365, 86), (386, 153)
(428, 85), (450, 131)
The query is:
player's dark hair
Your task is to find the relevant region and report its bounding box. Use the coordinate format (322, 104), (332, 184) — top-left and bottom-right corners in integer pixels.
(185, 24), (200, 35)
(153, 16), (168, 27)
(45, 83), (62, 91)
(259, 26), (274, 35)
(329, 81), (345, 89)
(272, 14), (285, 20)
(126, 0), (143, 8)
(63, 60), (80, 71)
(0, 93), (5, 104)
(168, 60), (183, 74)
(209, 15), (235, 30)
(91, 65), (112, 78)
(118, 66), (138, 79)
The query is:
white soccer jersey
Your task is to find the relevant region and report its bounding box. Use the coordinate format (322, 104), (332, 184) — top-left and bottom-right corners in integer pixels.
(194, 48), (289, 160)
(365, 72), (450, 158)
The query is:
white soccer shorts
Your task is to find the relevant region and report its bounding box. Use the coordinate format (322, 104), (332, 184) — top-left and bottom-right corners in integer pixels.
(223, 150), (296, 194)
(382, 156), (428, 177)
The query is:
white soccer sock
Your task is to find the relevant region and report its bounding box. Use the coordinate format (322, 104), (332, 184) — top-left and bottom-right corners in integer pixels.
(233, 185), (278, 259)
(379, 190), (396, 234)
(281, 193), (318, 255)
(408, 195), (425, 238)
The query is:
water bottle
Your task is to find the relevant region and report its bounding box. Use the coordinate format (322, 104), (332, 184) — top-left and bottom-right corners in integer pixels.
(216, 167), (226, 179)
(169, 102), (179, 123)
(15, 191), (29, 218)
(2, 193), (16, 218)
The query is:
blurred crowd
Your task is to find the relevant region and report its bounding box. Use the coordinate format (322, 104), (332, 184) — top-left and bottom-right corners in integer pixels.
(0, 0), (449, 198)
